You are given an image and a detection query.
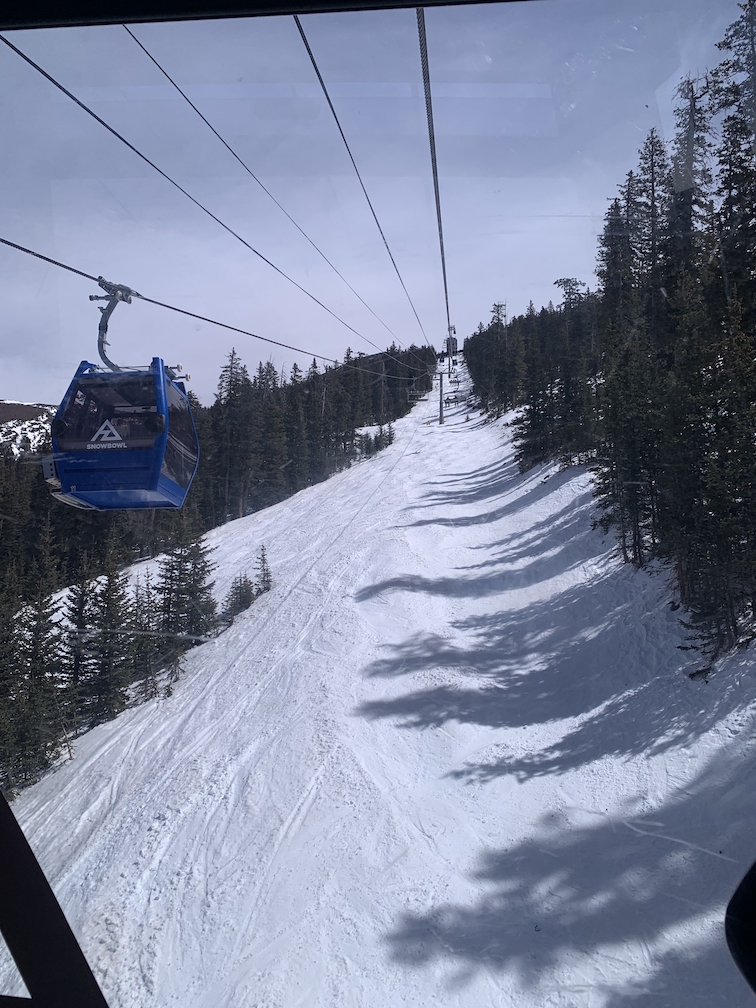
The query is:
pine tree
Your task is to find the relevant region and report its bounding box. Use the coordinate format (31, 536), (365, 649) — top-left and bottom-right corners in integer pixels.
(132, 571), (162, 700)
(14, 523), (66, 782)
(284, 382), (310, 493)
(62, 551), (97, 728)
(212, 349), (255, 520)
(710, 2), (756, 334)
(157, 518), (218, 643)
(255, 546), (272, 595)
(634, 128), (673, 350)
(304, 359), (328, 482)
(87, 536), (133, 727)
(222, 573), (256, 623)
(511, 304), (561, 469)
(0, 564), (23, 794)
(669, 76), (712, 284)
(255, 362), (288, 506)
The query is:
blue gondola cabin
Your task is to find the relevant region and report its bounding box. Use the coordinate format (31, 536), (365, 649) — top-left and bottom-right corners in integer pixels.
(47, 358), (199, 510)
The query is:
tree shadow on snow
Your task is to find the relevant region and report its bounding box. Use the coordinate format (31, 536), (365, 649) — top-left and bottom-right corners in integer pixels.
(355, 439), (756, 1002)
(385, 741), (756, 1006)
(356, 459), (756, 777)
(362, 497), (597, 604)
(399, 457), (573, 526)
(358, 600), (756, 779)
(356, 557), (756, 777)
(458, 497), (599, 572)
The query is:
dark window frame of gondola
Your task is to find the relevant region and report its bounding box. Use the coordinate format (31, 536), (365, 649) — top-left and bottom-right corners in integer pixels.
(1, 0), (536, 32)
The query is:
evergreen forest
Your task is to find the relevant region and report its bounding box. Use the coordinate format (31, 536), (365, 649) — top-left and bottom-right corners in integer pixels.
(465, 4), (756, 660)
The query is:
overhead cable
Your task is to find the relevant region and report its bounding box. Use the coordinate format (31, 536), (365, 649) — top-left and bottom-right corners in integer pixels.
(293, 15), (432, 355)
(0, 237), (428, 378)
(0, 33), (390, 352)
(122, 24), (409, 358)
(416, 7), (452, 338)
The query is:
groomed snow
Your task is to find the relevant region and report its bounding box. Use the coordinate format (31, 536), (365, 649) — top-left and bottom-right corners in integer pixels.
(2, 367), (756, 1007)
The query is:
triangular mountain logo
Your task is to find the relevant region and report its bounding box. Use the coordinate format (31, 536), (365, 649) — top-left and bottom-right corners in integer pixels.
(90, 420), (123, 442)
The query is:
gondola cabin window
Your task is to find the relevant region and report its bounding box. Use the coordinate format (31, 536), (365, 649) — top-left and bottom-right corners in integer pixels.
(56, 375), (162, 452)
(162, 381), (198, 489)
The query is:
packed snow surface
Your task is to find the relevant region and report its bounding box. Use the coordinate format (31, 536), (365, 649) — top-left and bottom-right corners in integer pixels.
(4, 369), (756, 1007)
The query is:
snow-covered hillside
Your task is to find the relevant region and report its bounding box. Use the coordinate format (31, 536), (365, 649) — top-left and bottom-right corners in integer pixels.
(0, 400), (56, 455)
(3, 369), (756, 1008)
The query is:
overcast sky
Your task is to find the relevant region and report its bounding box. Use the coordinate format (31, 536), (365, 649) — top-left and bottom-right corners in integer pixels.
(0, 0), (737, 405)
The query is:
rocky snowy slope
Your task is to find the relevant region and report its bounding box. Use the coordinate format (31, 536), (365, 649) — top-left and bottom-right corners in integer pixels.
(0, 400), (55, 455)
(3, 369), (756, 1008)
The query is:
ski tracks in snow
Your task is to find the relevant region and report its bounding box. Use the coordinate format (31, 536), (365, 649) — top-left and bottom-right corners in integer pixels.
(3, 369), (756, 1007)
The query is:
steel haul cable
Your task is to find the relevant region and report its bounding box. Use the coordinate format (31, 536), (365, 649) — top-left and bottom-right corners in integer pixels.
(416, 7), (452, 339)
(0, 33), (397, 354)
(0, 236), (428, 379)
(122, 24), (411, 361)
(293, 15), (434, 362)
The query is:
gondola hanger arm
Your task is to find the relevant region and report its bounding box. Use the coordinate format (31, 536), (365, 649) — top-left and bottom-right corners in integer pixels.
(89, 277), (140, 372)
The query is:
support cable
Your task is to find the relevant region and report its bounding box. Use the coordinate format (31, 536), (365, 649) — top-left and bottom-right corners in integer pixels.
(122, 24), (410, 359)
(0, 33), (393, 353)
(293, 15), (433, 356)
(0, 236), (427, 379)
(416, 7), (452, 339)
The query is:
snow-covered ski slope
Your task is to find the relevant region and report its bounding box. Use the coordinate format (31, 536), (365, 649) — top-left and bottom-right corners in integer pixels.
(4, 368), (756, 1008)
